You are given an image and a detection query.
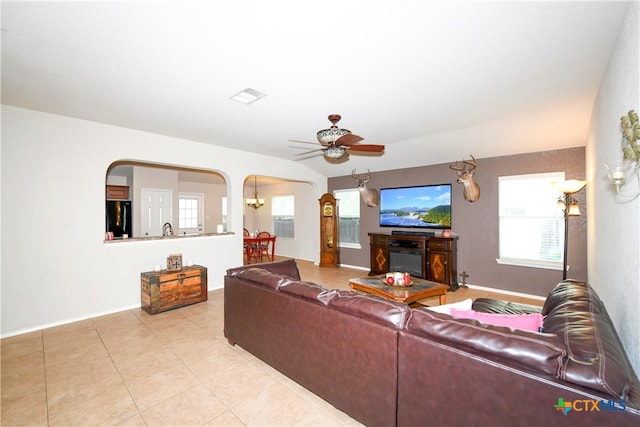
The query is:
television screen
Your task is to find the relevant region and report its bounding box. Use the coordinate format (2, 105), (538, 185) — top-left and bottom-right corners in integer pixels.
(379, 184), (452, 229)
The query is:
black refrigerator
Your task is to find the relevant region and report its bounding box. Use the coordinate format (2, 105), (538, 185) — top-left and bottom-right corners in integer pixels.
(106, 200), (132, 237)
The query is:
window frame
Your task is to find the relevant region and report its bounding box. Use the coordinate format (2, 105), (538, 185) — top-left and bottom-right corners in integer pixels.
(334, 188), (361, 249)
(496, 172), (565, 270)
(177, 192), (203, 234)
(271, 194), (295, 238)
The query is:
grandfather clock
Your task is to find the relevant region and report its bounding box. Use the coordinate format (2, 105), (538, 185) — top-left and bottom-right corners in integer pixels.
(319, 193), (339, 267)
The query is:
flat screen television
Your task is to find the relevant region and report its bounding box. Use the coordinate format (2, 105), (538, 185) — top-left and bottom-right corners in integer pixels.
(379, 184), (452, 229)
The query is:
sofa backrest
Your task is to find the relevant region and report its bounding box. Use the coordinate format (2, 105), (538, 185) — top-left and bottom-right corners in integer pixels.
(542, 280), (640, 401)
(278, 280), (338, 305)
(232, 268), (410, 328)
(405, 308), (567, 376)
(225, 258), (301, 280)
(329, 290), (411, 329)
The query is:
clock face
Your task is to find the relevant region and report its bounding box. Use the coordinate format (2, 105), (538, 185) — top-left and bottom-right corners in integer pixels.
(323, 202), (333, 216)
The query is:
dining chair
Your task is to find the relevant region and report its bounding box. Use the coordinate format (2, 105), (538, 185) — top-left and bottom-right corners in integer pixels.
(243, 228), (251, 261)
(250, 231), (272, 262)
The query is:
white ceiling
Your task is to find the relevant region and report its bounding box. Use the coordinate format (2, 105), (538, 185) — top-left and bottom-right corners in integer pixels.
(1, 1), (631, 178)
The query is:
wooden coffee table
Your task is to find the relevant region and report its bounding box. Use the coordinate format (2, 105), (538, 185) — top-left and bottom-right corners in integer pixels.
(349, 275), (448, 306)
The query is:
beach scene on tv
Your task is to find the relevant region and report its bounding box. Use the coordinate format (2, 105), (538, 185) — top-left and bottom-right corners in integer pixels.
(379, 184), (452, 228)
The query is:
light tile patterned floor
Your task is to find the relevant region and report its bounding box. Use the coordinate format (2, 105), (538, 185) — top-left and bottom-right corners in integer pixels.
(1, 258), (541, 426)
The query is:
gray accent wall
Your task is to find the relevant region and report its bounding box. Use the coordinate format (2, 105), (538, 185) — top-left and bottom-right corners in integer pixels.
(329, 147), (586, 297)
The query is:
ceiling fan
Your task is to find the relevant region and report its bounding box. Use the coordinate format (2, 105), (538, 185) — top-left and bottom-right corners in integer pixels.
(290, 114), (385, 160)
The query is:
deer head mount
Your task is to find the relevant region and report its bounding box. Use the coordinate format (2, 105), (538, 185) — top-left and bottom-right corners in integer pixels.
(449, 155), (480, 202)
(351, 168), (379, 207)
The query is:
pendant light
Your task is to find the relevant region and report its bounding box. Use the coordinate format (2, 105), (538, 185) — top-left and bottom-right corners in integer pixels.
(246, 176), (265, 209)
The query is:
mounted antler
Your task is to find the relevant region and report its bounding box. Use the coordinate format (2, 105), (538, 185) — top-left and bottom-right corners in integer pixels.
(351, 168), (379, 207)
(449, 155), (480, 202)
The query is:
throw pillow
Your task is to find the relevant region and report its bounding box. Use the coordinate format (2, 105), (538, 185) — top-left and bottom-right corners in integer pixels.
(424, 298), (473, 314)
(449, 308), (544, 332)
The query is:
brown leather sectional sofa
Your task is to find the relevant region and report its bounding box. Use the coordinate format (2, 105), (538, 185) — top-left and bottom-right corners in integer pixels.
(224, 259), (640, 426)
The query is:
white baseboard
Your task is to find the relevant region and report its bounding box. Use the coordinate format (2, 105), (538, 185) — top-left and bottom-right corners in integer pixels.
(0, 303), (141, 340)
(337, 263), (370, 271)
(464, 283), (546, 301)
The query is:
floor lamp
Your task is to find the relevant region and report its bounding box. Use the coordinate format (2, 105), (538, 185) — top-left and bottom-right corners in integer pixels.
(554, 180), (587, 281)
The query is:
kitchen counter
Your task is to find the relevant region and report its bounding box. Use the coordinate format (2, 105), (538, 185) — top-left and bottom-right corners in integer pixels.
(103, 232), (234, 243)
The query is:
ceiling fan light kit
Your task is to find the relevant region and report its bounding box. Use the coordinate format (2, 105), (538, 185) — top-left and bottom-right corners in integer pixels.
(322, 146), (347, 159)
(317, 114), (351, 144)
(290, 114), (385, 161)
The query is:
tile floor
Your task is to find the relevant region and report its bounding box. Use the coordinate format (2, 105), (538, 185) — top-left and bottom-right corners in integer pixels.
(1, 258), (542, 426)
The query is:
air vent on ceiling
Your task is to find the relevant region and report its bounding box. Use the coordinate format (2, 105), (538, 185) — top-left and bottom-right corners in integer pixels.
(230, 88), (267, 105)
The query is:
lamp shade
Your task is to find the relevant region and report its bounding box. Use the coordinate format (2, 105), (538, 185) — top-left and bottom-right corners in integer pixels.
(552, 180), (587, 194)
(567, 203), (581, 216)
(322, 146), (347, 159)
(317, 127), (350, 145)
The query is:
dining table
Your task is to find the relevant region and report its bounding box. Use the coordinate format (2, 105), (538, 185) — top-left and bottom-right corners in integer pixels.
(243, 235), (277, 264)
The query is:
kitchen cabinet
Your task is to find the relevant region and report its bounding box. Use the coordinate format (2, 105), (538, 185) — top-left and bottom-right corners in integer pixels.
(106, 185), (130, 200)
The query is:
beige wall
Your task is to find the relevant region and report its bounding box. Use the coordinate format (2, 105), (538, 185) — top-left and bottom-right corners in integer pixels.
(330, 147), (586, 297)
(587, 0), (639, 375)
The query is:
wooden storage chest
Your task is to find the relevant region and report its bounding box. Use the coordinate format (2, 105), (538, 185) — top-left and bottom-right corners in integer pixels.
(141, 265), (208, 314)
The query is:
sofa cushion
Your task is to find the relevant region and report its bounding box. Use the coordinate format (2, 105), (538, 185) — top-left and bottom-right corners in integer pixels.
(407, 309), (567, 376)
(541, 280), (636, 400)
(328, 291), (411, 328)
(226, 259), (301, 280)
(278, 280), (338, 305)
(449, 309), (544, 332)
(424, 298), (473, 314)
(234, 268), (291, 290)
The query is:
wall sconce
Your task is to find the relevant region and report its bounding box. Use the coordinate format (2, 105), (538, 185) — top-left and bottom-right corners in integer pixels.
(553, 179), (587, 281)
(246, 176), (265, 209)
(605, 110), (640, 201)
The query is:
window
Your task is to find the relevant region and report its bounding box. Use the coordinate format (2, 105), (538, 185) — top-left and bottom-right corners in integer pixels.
(222, 196), (227, 230)
(272, 195), (294, 238)
(498, 172), (564, 269)
(178, 193), (203, 234)
(334, 189), (361, 248)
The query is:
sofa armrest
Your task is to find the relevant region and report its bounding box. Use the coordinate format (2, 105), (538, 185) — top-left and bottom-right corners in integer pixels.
(542, 280), (639, 401)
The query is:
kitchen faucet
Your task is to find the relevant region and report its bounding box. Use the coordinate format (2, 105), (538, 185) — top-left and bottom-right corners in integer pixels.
(162, 222), (173, 236)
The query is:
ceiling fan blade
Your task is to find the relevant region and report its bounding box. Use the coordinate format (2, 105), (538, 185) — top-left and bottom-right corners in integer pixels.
(346, 144), (385, 153)
(336, 133), (364, 146)
(289, 145), (316, 150)
(288, 139), (320, 146)
(294, 152), (324, 160)
(295, 148), (324, 156)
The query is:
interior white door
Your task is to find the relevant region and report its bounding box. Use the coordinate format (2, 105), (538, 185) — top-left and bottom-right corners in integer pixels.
(141, 188), (172, 237)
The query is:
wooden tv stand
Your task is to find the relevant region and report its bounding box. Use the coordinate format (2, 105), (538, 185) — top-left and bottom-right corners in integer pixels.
(368, 232), (459, 291)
